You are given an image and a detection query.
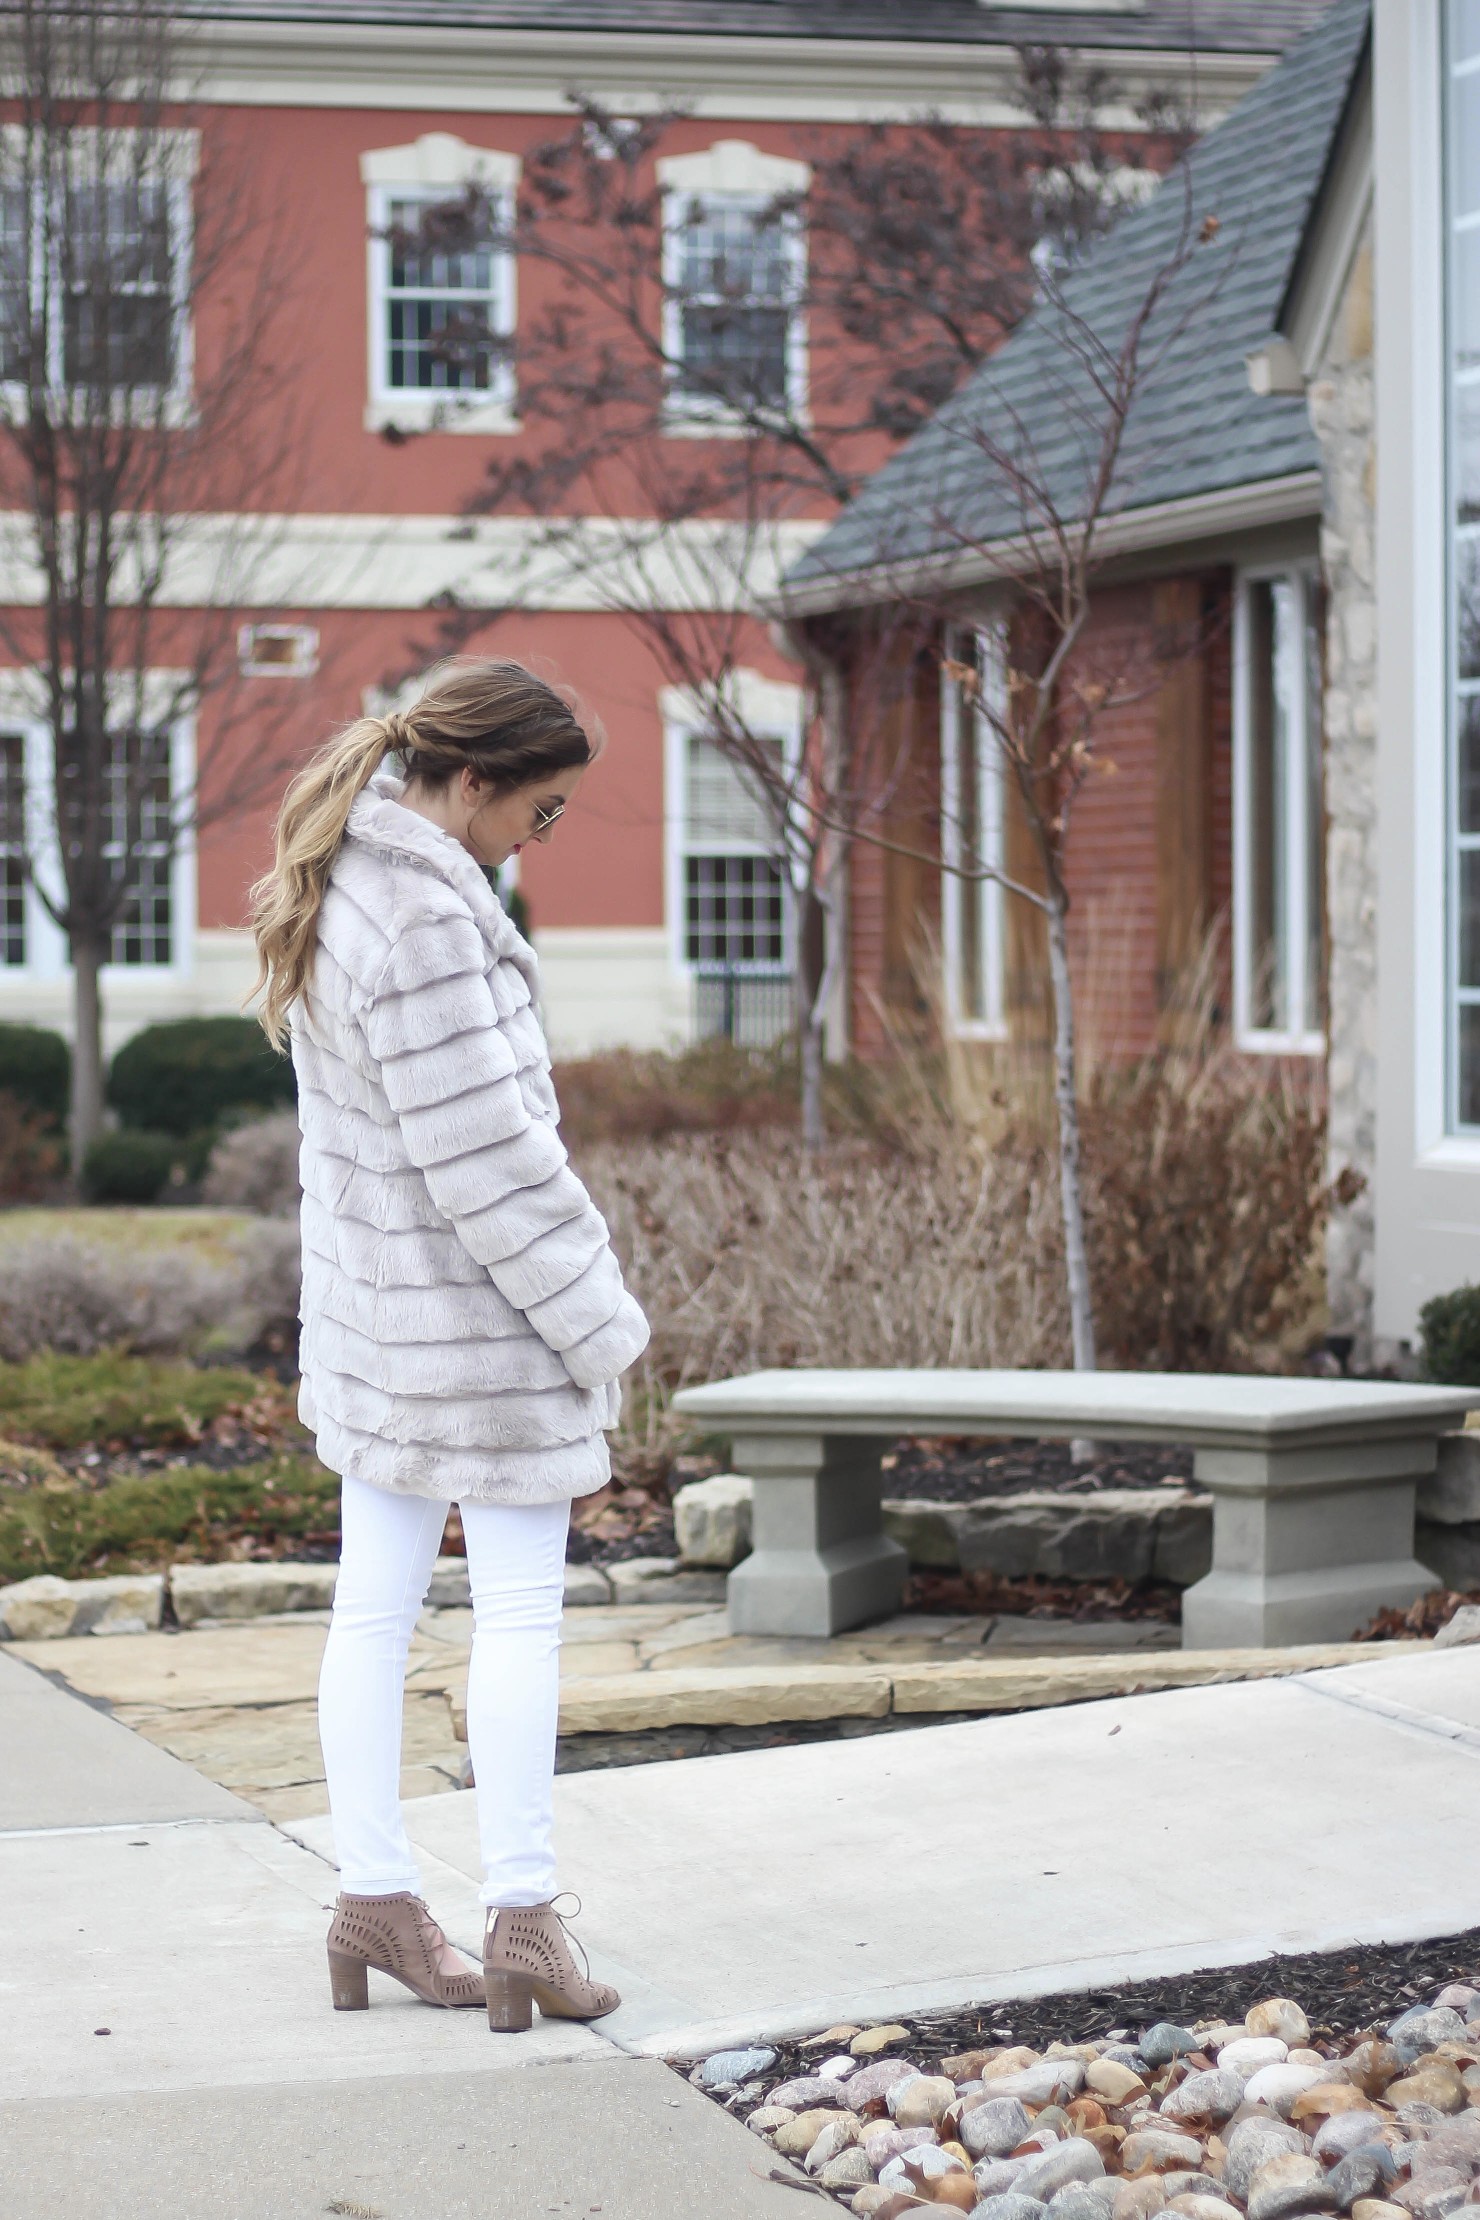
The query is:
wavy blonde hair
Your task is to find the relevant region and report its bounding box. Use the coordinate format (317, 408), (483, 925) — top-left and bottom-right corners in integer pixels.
(250, 657), (591, 1047)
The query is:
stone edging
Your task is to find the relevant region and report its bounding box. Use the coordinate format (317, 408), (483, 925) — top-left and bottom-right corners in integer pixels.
(442, 1640), (1430, 1740)
(0, 1553), (726, 1641)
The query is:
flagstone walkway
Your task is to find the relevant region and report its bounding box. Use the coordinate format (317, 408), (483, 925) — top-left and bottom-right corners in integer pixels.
(8, 1598), (1178, 1819)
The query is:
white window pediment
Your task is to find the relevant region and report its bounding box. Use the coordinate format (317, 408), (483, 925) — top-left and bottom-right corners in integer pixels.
(656, 140), (810, 199)
(360, 133), (519, 192)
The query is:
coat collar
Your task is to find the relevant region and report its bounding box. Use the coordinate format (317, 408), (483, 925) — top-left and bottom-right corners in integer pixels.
(344, 771), (541, 997)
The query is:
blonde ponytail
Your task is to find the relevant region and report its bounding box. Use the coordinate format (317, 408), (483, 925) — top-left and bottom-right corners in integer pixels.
(250, 716), (390, 1047)
(250, 657), (592, 1049)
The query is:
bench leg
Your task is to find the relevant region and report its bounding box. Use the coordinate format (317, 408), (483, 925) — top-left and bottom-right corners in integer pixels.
(1180, 1436), (1440, 1649)
(725, 1433), (908, 1638)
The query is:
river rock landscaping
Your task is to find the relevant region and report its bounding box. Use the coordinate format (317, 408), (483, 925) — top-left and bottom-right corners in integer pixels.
(697, 1935), (1480, 2217)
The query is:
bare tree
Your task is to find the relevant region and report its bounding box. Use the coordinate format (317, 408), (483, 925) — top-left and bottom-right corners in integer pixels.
(0, 0), (312, 1165)
(384, 73), (1190, 1148)
(794, 186), (1230, 1368)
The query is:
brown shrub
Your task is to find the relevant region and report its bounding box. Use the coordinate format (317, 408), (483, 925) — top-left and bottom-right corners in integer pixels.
(553, 1040), (796, 1147)
(1084, 1054), (1352, 1373)
(0, 1090), (63, 1203)
(202, 1110), (301, 1217)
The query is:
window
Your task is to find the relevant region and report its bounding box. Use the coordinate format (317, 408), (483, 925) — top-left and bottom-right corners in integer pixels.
(239, 624), (318, 679)
(671, 725), (792, 1046)
(102, 730), (175, 966)
(1233, 568), (1326, 1050)
(940, 625), (1007, 1035)
(1447, 0), (1480, 1126)
(0, 157), (191, 400)
(362, 137), (518, 427)
(668, 194), (801, 412)
(0, 730), (25, 966)
(657, 142), (809, 423)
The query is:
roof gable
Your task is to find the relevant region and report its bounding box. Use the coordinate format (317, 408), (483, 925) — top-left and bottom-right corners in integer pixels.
(787, 0), (1369, 600)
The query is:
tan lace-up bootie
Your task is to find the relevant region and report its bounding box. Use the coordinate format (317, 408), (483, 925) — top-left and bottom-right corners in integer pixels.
(483, 1897), (620, 2032)
(326, 1891), (484, 2010)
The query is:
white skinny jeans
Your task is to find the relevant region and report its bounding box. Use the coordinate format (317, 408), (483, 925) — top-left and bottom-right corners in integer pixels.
(318, 1473), (569, 1907)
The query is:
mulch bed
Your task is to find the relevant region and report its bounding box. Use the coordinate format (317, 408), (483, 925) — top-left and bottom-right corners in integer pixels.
(746, 1930), (1480, 2082)
(886, 1437), (1197, 1503)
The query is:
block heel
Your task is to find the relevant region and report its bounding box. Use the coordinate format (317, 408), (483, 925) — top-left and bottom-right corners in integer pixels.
(483, 1899), (619, 2032)
(484, 1969), (535, 2032)
(328, 1948), (369, 2010)
(323, 1893), (484, 2012)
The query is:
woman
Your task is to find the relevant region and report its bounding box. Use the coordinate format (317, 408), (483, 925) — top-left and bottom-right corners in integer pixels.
(251, 659), (649, 2032)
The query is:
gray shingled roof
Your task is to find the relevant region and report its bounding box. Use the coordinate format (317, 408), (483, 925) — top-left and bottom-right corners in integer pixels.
(190, 0), (1329, 53)
(787, 0), (1368, 601)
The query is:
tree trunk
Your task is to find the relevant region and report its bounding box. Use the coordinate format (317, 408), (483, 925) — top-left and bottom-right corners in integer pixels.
(797, 886), (829, 1153)
(1045, 888), (1097, 1373)
(70, 933), (106, 1177)
(800, 1012), (825, 1154)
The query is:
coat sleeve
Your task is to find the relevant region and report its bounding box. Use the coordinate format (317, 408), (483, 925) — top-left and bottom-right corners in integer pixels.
(363, 912), (650, 1391)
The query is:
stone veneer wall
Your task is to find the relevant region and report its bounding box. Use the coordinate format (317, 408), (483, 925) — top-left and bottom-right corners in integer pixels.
(1307, 220), (1378, 1359)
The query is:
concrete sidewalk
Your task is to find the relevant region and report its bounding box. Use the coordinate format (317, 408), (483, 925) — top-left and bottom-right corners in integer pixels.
(0, 1650), (807, 2220)
(284, 1644), (1480, 2059)
(7, 1641), (1480, 2219)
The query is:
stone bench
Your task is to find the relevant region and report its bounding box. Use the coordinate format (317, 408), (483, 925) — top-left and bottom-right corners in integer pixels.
(670, 1368), (1480, 1645)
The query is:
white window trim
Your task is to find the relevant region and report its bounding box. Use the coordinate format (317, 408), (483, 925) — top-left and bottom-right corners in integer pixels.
(1231, 560), (1326, 1056)
(1441, 13), (1480, 1140)
(0, 125), (198, 424)
(657, 139), (809, 431)
(361, 133), (520, 435)
(660, 670), (802, 981)
(940, 621), (1007, 1040)
(238, 621), (318, 678)
(0, 676), (195, 981)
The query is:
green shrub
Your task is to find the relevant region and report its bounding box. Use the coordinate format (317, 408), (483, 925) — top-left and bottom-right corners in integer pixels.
(82, 1128), (177, 1205)
(0, 1351), (268, 1449)
(0, 1454), (339, 1582)
(107, 1017), (294, 1139)
(0, 1023), (70, 1126)
(1420, 1284), (1480, 1386)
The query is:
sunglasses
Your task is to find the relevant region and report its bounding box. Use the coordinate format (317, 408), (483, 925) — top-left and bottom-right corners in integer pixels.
(530, 798), (566, 834)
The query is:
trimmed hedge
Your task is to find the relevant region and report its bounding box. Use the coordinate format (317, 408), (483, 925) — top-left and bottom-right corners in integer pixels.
(0, 1023), (70, 1127)
(1420, 1284), (1480, 1387)
(82, 1128), (177, 1205)
(107, 1017), (294, 1139)
(0, 1455), (340, 1582)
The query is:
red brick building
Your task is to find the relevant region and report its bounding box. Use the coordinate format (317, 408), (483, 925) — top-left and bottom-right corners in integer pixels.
(0, 1), (1323, 1062)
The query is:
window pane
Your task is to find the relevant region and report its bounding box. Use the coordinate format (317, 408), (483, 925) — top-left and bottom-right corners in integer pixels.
(684, 853), (786, 967)
(1459, 535), (1480, 682)
(685, 733), (779, 846)
(1454, 1), (1480, 64)
(62, 184), (174, 392)
(1460, 694), (1480, 834)
(387, 297), (493, 391)
(1453, 226), (1480, 376)
(1304, 582), (1327, 1028)
(1247, 579), (1289, 1030)
(384, 193), (501, 394)
(672, 192), (795, 406)
(1454, 70), (1480, 218)
(1458, 383), (1480, 525)
(1461, 1003), (1480, 1127)
(104, 731), (172, 967)
(0, 731), (24, 967)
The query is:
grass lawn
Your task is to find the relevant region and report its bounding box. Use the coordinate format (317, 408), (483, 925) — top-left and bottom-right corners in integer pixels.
(0, 1207), (256, 1259)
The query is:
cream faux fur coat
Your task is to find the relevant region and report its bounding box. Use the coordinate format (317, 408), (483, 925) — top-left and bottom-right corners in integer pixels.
(291, 773), (650, 1504)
